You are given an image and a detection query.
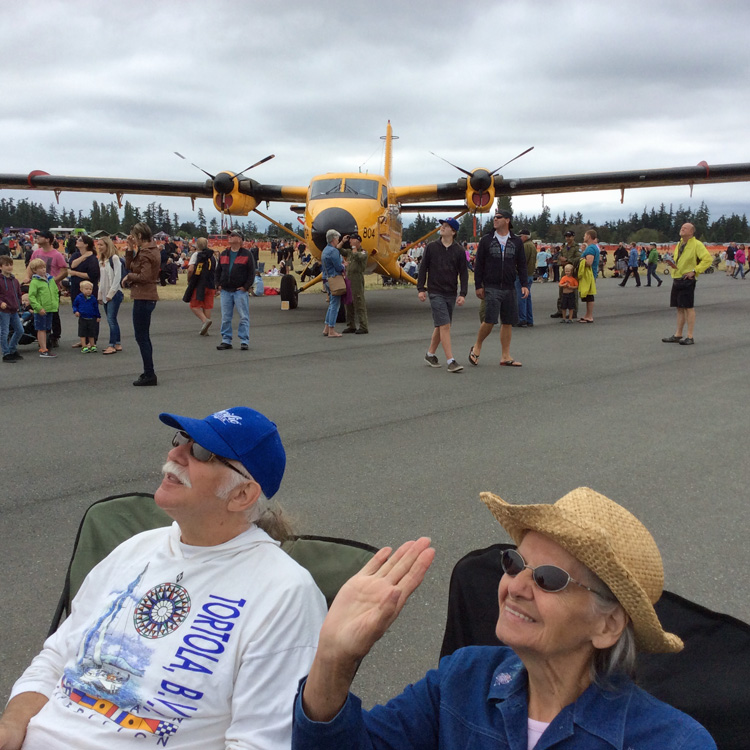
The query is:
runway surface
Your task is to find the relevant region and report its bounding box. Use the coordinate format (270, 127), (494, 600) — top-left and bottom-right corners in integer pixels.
(2, 272), (748, 706)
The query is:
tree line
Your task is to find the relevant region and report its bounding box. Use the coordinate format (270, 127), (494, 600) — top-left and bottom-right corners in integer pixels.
(402, 199), (749, 245)
(3, 195), (747, 246)
(0, 198), (262, 238)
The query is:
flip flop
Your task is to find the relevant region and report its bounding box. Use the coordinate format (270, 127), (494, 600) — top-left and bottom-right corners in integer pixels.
(102, 347), (117, 355)
(578, 318), (593, 323)
(500, 359), (522, 367)
(469, 346), (479, 366)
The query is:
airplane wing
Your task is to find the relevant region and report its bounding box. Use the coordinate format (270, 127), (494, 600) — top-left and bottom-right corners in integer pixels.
(0, 171), (308, 207)
(394, 161), (750, 212)
(494, 162), (750, 197)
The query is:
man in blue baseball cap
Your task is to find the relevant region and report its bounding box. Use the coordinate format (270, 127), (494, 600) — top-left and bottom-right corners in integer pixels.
(2, 406), (326, 750)
(416, 217), (468, 373)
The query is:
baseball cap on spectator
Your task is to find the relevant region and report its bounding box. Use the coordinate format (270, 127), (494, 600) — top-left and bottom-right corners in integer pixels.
(438, 218), (460, 232)
(159, 406), (286, 498)
(564, 231), (575, 237)
(519, 229), (531, 236)
(228, 229), (244, 239)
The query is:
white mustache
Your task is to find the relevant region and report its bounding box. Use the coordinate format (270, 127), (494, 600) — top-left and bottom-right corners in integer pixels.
(162, 460), (192, 488)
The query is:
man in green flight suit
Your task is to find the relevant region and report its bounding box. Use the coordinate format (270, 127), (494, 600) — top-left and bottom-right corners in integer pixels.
(341, 233), (369, 334)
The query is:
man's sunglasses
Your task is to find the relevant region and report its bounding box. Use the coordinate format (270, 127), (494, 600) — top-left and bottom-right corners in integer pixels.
(500, 548), (607, 597)
(171, 431), (250, 480)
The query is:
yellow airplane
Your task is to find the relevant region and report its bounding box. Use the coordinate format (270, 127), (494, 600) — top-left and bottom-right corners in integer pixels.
(3, 122), (750, 289)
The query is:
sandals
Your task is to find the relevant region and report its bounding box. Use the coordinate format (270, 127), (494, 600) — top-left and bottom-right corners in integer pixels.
(114, 345), (123, 352)
(499, 359), (523, 367)
(102, 347), (117, 355)
(469, 346), (479, 366)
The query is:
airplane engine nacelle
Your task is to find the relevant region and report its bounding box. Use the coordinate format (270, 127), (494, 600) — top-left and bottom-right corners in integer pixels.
(212, 172), (259, 216)
(465, 169), (496, 213)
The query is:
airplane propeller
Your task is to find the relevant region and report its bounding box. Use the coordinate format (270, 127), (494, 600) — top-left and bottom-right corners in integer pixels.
(430, 146), (534, 191)
(174, 152), (275, 192)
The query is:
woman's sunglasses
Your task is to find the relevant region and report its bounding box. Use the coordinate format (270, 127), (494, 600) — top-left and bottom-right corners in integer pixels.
(500, 548), (607, 597)
(171, 431), (250, 480)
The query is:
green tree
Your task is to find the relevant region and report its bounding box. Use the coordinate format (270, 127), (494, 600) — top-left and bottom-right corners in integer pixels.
(197, 208), (208, 234)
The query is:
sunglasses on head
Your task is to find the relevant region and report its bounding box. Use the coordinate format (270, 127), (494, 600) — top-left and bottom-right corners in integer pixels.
(171, 431), (250, 480)
(500, 548), (607, 597)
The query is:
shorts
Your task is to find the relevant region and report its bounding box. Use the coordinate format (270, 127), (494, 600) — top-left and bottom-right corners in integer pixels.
(34, 313), (52, 331)
(77, 317), (98, 338)
(580, 294), (595, 302)
(483, 288), (518, 326)
(428, 293), (455, 327)
(189, 290), (215, 310)
(560, 293), (577, 310)
(670, 277), (696, 309)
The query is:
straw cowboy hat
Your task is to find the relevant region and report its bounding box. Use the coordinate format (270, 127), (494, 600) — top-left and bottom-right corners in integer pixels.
(480, 486), (683, 653)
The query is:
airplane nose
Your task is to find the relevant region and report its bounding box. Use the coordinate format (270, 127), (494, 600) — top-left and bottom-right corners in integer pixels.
(311, 207), (358, 251)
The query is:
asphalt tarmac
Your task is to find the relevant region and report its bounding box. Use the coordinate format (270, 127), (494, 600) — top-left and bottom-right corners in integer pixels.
(2, 272), (749, 707)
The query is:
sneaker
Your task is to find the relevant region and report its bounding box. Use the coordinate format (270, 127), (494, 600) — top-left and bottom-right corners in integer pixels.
(200, 319), (213, 336)
(90, 345), (97, 353)
(39, 350), (57, 358)
(355, 329), (368, 334)
(81, 347), (90, 353)
(550, 312), (562, 318)
(3, 353), (16, 363)
(216, 342), (233, 350)
(447, 360), (463, 373)
(240, 343), (249, 351)
(424, 353), (440, 368)
(679, 337), (695, 345)
(342, 327), (356, 334)
(661, 335), (683, 343)
(133, 373), (158, 386)
(10, 351), (23, 360)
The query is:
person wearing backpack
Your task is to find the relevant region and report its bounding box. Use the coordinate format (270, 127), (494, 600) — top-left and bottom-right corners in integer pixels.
(97, 237), (125, 355)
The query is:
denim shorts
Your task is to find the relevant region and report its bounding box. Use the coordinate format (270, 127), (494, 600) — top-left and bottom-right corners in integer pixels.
(34, 313), (52, 331)
(484, 288), (518, 326)
(428, 293), (455, 327)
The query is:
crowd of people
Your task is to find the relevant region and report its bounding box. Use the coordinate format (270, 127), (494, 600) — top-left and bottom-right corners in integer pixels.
(0, 402), (719, 749)
(1, 216), (738, 372)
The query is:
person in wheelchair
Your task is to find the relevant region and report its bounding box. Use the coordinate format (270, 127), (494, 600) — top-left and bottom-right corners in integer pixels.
(293, 487), (715, 749)
(1, 406), (326, 750)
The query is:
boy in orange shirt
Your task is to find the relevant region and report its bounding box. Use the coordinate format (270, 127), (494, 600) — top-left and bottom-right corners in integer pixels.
(559, 263), (578, 323)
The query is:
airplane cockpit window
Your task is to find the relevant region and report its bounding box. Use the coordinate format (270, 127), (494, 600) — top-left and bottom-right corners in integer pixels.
(310, 179), (342, 198)
(344, 179), (380, 199)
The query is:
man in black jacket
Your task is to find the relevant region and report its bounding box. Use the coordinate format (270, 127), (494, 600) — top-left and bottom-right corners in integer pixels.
(216, 230), (255, 350)
(469, 210), (528, 368)
(416, 218), (468, 373)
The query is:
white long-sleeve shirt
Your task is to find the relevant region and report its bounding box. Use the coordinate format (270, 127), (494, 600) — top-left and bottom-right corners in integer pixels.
(12, 523), (327, 750)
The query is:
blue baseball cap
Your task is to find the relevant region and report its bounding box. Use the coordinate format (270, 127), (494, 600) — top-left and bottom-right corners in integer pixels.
(439, 218), (460, 232)
(159, 407), (286, 498)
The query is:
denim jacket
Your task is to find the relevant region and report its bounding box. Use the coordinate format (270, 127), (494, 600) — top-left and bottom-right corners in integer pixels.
(293, 646), (715, 750)
(321, 244), (343, 280)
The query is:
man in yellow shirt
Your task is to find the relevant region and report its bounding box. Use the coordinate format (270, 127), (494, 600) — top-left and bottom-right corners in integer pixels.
(661, 223), (711, 346)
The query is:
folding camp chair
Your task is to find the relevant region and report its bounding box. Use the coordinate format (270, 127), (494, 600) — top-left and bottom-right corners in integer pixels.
(49, 493), (377, 635)
(440, 543), (750, 750)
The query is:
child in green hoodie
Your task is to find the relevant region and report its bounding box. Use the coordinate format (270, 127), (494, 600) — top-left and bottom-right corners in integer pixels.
(28, 257), (60, 358)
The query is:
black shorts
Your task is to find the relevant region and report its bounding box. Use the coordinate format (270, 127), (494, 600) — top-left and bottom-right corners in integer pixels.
(580, 294), (595, 302)
(560, 293), (576, 310)
(670, 278), (696, 309)
(484, 288), (517, 326)
(78, 317), (98, 338)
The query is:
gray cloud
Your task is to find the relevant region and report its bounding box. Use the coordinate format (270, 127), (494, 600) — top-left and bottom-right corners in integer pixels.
(2, 0), (749, 227)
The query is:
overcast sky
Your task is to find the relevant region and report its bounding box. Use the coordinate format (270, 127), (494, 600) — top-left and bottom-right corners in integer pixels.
(3, 0), (750, 230)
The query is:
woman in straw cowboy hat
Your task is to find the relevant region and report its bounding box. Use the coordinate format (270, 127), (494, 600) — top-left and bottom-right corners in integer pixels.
(292, 487), (715, 749)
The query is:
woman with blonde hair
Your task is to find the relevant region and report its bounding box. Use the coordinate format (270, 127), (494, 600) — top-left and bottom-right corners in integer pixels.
(96, 237), (124, 355)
